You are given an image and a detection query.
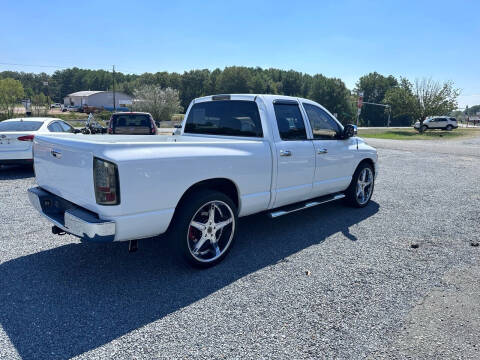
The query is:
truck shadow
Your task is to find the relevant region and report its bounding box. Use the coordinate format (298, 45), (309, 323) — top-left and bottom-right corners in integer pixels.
(0, 201), (379, 359)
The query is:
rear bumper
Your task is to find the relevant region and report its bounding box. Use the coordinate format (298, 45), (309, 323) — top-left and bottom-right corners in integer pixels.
(28, 187), (115, 242)
(0, 149), (33, 162)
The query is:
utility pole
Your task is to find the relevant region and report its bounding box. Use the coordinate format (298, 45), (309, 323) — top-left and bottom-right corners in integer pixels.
(387, 106), (391, 128)
(112, 65), (116, 111)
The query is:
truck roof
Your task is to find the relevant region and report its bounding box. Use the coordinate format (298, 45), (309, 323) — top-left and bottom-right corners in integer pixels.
(193, 94), (305, 103)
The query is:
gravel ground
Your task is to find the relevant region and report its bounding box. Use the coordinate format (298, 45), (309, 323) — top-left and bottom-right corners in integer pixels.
(0, 136), (479, 360)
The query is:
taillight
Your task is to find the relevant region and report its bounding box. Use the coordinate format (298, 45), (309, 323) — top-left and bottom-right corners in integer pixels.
(108, 128), (113, 134)
(93, 157), (120, 205)
(18, 135), (34, 142)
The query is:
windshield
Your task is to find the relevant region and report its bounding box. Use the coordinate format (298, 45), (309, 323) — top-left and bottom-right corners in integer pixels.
(111, 114), (151, 128)
(0, 121), (43, 132)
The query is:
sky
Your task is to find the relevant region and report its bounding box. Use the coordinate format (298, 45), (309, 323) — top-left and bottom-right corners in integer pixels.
(1, 0), (479, 108)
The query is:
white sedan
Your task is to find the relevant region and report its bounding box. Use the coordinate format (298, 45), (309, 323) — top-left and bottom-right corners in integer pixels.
(0, 117), (78, 165)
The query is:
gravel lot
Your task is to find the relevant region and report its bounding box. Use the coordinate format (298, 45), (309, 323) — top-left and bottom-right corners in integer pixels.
(0, 136), (479, 359)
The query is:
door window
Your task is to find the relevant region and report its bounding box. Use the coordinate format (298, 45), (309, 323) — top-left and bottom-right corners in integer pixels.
(47, 122), (63, 132)
(273, 103), (307, 140)
(303, 103), (340, 140)
(59, 121), (74, 132)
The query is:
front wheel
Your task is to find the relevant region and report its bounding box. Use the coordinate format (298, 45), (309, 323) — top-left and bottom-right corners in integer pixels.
(345, 163), (375, 208)
(446, 125), (453, 131)
(171, 190), (238, 268)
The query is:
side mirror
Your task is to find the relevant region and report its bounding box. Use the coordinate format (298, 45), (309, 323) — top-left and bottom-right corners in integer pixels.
(343, 124), (357, 138)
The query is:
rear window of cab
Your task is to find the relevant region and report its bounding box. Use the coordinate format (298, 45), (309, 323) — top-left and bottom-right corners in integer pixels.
(184, 100), (263, 137)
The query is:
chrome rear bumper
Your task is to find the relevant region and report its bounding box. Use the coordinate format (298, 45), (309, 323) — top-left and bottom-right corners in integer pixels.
(28, 187), (115, 242)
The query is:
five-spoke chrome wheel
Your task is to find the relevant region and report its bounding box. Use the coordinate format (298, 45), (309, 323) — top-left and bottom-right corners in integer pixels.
(356, 167), (373, 205)
(187, 200), (235, 263)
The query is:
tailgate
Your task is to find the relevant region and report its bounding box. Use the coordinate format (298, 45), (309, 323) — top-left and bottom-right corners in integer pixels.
(114, 126), (151, 135)
(33, 135), (97, 211)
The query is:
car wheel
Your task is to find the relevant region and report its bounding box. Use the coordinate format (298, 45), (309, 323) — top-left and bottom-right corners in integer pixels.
(446, 125), (453, 131)
(421, 125), (428, 132)
(345, 162), (375, 208)
(171, 190), (238, 268)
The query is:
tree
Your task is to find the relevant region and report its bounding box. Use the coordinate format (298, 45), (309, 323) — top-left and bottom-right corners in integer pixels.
(131, 85), (183, 122)
(355, 72), (398, 126)
(216, 66), (251, 94)
(0, 78), (24, 118)
(383, 78), (416, 126)
(411, 78), (459, 132)
(31, 93), (50, 116)
(309, 75), (354, 124)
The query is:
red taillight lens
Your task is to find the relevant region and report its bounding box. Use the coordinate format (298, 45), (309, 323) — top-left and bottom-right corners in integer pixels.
(93, 157), (120, 205)
(18, 135), (35, 142)
(108, 128), (113, 134)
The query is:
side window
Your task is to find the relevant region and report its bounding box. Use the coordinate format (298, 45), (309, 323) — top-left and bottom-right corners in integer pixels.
(303, 103), (340, 140)
(59, 121), (74, 132)
(47, 122), (63, 132)
(273, 103), (307, 141)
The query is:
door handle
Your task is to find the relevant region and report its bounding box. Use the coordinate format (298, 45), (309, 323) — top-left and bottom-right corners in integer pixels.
(317, 148), (328, 154)
(279, 150), (292, 157)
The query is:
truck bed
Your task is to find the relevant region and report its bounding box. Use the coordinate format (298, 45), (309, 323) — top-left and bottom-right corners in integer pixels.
(33, 133), (273, 241)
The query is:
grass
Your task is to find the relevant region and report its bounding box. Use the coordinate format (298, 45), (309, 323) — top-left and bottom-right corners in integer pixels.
(358, 128), (480, 140)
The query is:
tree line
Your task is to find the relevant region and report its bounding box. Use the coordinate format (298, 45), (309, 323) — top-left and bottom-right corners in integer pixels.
(0, 67), (461, 126)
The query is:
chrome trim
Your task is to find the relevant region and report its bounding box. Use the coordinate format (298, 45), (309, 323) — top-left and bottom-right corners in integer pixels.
(269, 193), (345, 218)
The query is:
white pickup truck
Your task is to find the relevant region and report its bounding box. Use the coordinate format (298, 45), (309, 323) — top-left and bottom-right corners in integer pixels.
(28, 94), (378, 267)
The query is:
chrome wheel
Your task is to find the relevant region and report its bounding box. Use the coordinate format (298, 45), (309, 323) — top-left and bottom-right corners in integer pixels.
(356, 167), (373, 205)
(187, 200), (235, 263)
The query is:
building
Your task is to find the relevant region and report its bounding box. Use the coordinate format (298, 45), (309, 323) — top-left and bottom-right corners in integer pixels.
(63, 91), (133, 110)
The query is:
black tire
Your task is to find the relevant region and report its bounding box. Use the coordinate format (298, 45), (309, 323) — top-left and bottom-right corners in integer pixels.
(170, 190), (238, 268)
(345, 162), (375, 208)
(421, 125), (428, 133)
(446, 125), (453, 131)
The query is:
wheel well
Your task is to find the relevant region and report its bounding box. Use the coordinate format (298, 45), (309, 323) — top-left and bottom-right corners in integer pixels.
(176, 178), (239, 210)
(357, 158), (375, 175)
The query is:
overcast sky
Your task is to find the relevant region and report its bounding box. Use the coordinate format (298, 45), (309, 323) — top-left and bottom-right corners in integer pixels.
(1, 0), (478, 108)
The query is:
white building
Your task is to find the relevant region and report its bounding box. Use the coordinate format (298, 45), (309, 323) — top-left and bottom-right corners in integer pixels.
(63, 91), (133, 109)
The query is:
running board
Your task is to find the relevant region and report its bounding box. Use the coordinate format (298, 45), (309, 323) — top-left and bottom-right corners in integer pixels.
(269, 193), (346, 218)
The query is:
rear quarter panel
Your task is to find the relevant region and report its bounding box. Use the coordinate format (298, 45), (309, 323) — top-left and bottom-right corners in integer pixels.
(95, 140), (273, 239)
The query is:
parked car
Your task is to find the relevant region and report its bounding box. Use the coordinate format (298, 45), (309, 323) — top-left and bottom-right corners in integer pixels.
(28, 94), (378, 267)
(108, 112), (157, 135)
(50, 103), (62, 109)
(62, 105), (80, 112)
(414, 117), (458, 131)
(0, 117), (79, 165)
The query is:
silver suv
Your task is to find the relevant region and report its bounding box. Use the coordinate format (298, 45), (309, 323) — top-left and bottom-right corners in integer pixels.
(414, 117), (458, 131)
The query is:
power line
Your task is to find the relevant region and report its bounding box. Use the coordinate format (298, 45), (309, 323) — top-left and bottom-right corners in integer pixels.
(0, 62), (111, 71)
(0, 62), (68, 69)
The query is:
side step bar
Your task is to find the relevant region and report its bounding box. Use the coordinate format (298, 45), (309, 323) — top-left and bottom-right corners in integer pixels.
(269, 193), (345, 218)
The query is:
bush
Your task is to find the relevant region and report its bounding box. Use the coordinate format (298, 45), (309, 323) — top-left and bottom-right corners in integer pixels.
(131, 86), (183, 122)
(171, 113), (184, 122)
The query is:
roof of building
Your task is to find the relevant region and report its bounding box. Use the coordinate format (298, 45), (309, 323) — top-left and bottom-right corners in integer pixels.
(66, 91), (105, 97)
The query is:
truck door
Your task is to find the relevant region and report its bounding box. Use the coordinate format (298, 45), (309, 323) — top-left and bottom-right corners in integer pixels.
(302, 103), (357, 197)
(272, 100), (315, 208)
